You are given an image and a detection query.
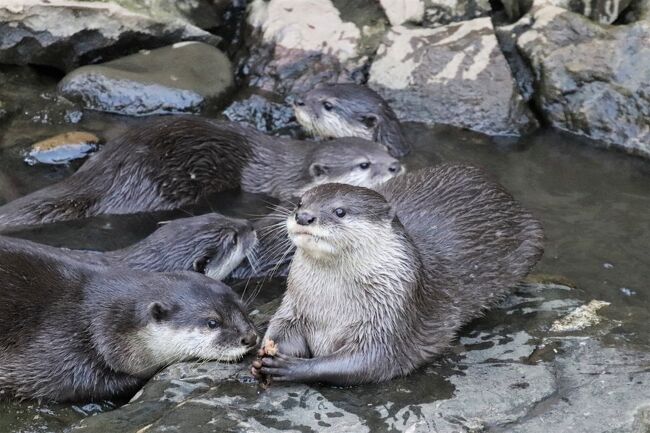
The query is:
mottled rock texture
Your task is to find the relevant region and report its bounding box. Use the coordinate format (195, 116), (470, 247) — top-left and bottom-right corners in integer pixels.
(369, 17), (537, 136)
(515, 6), (650, 158)
(0, 0), (220, 71)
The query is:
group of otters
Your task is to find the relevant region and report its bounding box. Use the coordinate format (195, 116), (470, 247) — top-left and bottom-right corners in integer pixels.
(0, 84), (543, 402)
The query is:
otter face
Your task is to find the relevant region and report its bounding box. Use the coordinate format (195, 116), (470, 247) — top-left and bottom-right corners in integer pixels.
(141, 278), (258, 369)
(293, 83), (410, 158)
(145, 214), (257, 280)
(287, 183), (393, 259)
(303, 138), (403, 195)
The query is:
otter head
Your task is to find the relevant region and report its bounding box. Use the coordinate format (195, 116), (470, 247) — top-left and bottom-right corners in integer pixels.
(135, 276), (258, 372)
(293, 83), (410, 158)
(301, 138), (403, 196)
(287, 183), (395, 260)
(124, 214), (257, 280)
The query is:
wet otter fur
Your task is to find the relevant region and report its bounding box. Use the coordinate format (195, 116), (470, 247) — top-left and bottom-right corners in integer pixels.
(252, 164), (544, 385)
(294, 83), (409, 158)
(0, 117), (401, 228)
(0, 236), (258, 402)
(67, 213), (258, 280)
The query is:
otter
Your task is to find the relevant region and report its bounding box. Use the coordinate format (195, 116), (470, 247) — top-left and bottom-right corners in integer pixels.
(0, 235), (258, 402)
(252, 164), (543, 385)
(65, 213), (258, 281)
(293, 83), (409, 158)
(0, 117), (401, 228)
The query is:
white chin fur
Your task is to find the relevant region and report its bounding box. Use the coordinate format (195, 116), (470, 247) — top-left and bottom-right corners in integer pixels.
(286, 219), (336, 257)
(143, 324), (252, 366)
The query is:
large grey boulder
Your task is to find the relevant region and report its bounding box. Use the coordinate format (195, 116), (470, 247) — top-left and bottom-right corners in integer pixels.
(58, 42), (233, 116)
(0, 0), (220, 71)
(241, 0), (388, 96)
(514, 6), (650, 158)
(368, 17), (538, 136)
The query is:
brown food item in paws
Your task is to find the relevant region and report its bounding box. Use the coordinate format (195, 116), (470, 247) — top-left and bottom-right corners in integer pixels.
(264, 339), (278, 356)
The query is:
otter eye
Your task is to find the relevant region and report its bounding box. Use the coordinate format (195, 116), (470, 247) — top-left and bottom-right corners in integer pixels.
(322, 101), (333, 111)
(193, 256), (211, 273)
(334, 208), (346, 218)
(359, 162), (370, 170)
(207, 319), (219, 329)
(230, 232), (238, 246)
(297, 200), (303, 209)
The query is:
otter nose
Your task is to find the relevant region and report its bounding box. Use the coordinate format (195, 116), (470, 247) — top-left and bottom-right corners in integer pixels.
(294, 98), (305, 107)
(241, 332), (258, 348)
(295, 211), (316, 226)
(388, 161), (401, 173)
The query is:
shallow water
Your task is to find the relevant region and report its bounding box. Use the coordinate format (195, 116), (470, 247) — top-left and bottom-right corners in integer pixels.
(0, 98), (649, 430)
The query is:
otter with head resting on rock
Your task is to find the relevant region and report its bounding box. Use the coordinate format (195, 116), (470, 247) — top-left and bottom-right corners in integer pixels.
(252, 164), (544, 385)
(293, 83), (409, 158)
(0, 236), (258, 402)
(0, 117), (401, 229)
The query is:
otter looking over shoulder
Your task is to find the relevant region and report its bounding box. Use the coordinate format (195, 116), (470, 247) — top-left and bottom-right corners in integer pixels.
(252, 164), (543, 385)
(0, 236), (258, 402)
(0, 117), (401, 228)
(293, 83), (410, 158)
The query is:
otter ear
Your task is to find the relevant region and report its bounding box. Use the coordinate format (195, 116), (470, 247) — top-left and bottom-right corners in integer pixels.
(309, 163), (329, 178)
(359, 113), (379, 129)
(148, 301), (172, 322)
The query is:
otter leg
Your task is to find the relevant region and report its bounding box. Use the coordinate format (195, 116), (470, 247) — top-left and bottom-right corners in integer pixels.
(257, 351), (384, 386)
(252, 320), (310, 379)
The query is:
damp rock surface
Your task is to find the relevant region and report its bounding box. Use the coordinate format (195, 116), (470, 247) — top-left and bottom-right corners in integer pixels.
(0, 0), (220, 71)
(368, 17), (538, 136)
(514, 6), (650, 159)
(58, 42), (234, 116)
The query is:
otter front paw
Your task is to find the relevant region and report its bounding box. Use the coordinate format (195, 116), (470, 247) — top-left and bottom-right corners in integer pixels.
(257, 352), (309, 382)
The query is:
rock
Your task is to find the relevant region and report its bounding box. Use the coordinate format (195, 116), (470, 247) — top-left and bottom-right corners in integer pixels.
(26, 131), (100, 165)
(241, 0), (388, 96)
(423, 0), (493, 27)
(0, 0), (220, 71)
(223, 94), (299, 134)
(58, 42), (234, 116)
(549, 300), (610, 332)
(379, 0), (425, 25)
(501, 0), (633, 23)
(515, 6), (650, 159)
(368, 17), (538, 137)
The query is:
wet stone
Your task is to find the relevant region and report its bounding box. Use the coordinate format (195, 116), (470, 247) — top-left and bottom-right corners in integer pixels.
(241, 0), (387, 96)
(514, 6), (650, 159)
(58, 42), (234, 116)
(223, 94), (299, 134)
(26, 131), (100, 165)
(368, 17), (538, 137)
